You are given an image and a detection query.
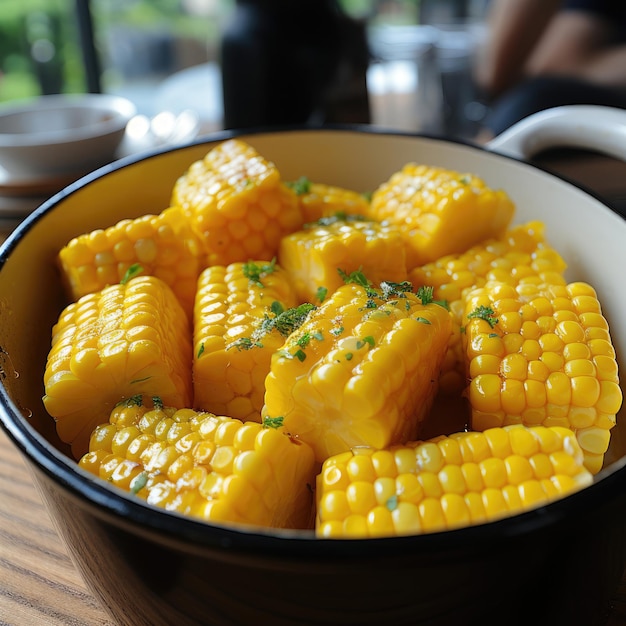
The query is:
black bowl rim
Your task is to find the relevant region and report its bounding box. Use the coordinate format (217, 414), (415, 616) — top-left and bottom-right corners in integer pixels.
(1, 123), (626, 560)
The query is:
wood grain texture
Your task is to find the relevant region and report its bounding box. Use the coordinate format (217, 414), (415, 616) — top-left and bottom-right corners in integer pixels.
(0, 428), (114, 626)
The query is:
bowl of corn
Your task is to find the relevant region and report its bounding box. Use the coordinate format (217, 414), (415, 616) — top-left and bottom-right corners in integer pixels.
(0, 105), (625, 626)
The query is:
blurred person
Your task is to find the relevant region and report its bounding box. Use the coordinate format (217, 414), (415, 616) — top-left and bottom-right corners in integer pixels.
(220, 0), (370, 129)
(474, 0), (626, 140)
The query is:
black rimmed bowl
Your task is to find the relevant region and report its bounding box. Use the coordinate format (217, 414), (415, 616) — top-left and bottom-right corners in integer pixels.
(1, 107), (626, 626)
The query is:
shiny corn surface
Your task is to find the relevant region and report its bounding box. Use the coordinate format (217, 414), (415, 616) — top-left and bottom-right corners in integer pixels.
(262, 281), (452, 463)
(286, 178), (371, 223)
(463, 281), (623, 473)
(171, 139), (304, 266)
(316, 425), (592, 538)
(369, 164), (515, 268)
(278, 214), (408, 303)
(58, 207), (204, 317)
(410, 221), (567, 394)
(79, 400), (316, 529)
(193, 259), (298, 421)
(43, 276), (193, 458)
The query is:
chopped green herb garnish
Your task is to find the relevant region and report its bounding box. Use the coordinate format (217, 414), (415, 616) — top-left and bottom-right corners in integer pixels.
(316, 286), (328, 303)
(467, 305), (499, 329)
(116, 394), (143, 408)
(259, 303), (316, 338)
(197, 342), (205, 358)
(416, 285), (449, 310)
(415, 316), (431, 324)
(386, 494), (399, 511)
(270, 300), (285, 317)
(227, 337), (263, 351)
(286, 176), (311, 195)
(130, 376), (152, 384)
(345, 352), (354, 361)
(294, 349), (307, 362)
(354, 336), (375, 350)
(121, 263), (143, 285)
(152, 396), (163, 410)
(338, 267), (370, 288)
(130, 472), (149, 494)
(380, 280), (413, 300)
(263, 415), (284, 429)
(330, 325), (345, 336)
(459, 174), (472, 185)
(243, 258), (276, 288)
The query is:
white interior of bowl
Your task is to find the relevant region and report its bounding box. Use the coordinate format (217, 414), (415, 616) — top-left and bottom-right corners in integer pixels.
(0, 128), (625, 522)
(0, 94), (136, 147)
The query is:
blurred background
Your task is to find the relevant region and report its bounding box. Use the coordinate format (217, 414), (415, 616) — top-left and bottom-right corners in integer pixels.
(0, 0), (491, 141)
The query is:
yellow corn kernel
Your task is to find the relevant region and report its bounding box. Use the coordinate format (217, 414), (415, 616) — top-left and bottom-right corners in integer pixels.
(278, 214), (408, 304)
(58, 207), (204, 317)
(193, 259), (298, 421)
(171, 139), (304, 266)
(262, 280), (452, 463)
(315, 425), (592, 538)
(409, 222), (567, 395)
(43, 276), (193, 458)
(78, 400), (316, 530)
(463, 281), (622, 473)
(369, 163), (515, 270)
(285, 178), (370, 223)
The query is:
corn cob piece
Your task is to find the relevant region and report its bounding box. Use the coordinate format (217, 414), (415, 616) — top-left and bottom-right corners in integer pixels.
(262, 277), (452, 463)
(193, 259), (298, 421)
(368, 164), (515, 269)
(285, 176), (371, 223)
(463, 281), (623, 474)
(171, 139), (304, 266)
(78, 399), (316, 530)
(409, 221), (567, 395)
(278, 214), (408, 304)
(316, 425), (592, 538)
(43, 276), (193, 458)
(58, 207), (204, 317)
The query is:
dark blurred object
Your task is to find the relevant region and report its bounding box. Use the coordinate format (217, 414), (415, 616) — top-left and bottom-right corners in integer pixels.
(220, 0), (370, 129)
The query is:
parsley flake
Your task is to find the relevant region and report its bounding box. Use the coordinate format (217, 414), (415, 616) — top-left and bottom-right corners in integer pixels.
(243, 258), (276, 288)
(467, 305), (499, 329)
(121, 263), (143, 285)
(263, 415), (285, 429)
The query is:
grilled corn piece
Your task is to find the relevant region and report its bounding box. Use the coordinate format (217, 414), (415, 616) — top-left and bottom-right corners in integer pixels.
(409, 221), (567, 395)
(369, 164), (515, 269)
(278, 214), (408, 304)
(262, 278), (452, 463)
(316, 425), (592, 538)
(43, 276), (193, 458)
(286, 177), (370, 223)
(171, 139), (304, 266)
(463, 281), (622, 474)
(58, 207), (204, 317)
(78, 399), (316, 530)
(193, 259), (298, 421)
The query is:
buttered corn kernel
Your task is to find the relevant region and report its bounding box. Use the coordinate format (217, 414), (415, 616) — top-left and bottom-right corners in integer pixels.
(58, 207), (204, 316)
(193, 259), (298, 421)
(278, 214), (408, 303)
(79, 400), (317, 529)
(43, 276), (193, 458)
(171, 139), (304, 266)
(316, 425), (592, 538)
(463, 281), (622, 473)
(286, 178), (371, 223)
(369, 164), (515, 269)
(409, 221), (567, 395)
(262, 280), (452, 463)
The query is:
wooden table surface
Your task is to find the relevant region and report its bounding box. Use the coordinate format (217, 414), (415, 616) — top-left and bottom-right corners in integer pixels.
(1, 150), (626, 625)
